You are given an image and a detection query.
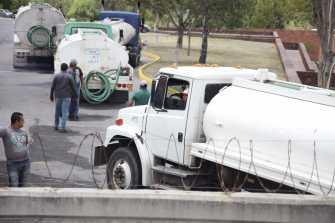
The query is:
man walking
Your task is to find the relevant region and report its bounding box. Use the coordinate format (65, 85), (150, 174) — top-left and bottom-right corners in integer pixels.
(68, 59), (83, 121)
(128, 80), (150, 106)
(50, 63), (77, 132)
(0, 112), (32, 187)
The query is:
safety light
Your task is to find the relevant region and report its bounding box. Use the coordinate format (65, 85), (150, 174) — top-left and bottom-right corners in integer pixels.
(115, 118), (123, 126)
(127, 84), (133, 91)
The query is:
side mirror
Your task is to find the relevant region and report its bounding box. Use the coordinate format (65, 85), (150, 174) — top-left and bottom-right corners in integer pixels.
(150, 80), (156, 106)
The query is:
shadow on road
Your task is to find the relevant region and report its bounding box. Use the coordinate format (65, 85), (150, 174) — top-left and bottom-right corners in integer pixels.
(29, 125), (90, 168)
(76, 113), (112, 122)
(80, 102), (126, 111)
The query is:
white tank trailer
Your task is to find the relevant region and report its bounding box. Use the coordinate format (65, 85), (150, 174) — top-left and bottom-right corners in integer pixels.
(193, 78), (335, 195)
(101, 18), (136, 45)
(13, 3), (65, 69)
(96, 66), (335, 195)
(54, 29), (133, 104)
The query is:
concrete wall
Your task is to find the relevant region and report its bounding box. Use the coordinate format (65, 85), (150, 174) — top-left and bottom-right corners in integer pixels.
(0, 188), (335, 223)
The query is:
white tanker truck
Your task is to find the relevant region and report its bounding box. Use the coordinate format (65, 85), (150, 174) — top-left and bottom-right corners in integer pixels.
(54, 20), (135, 104)
(13, 3), (65, 69)
(95, 65), (335, 195)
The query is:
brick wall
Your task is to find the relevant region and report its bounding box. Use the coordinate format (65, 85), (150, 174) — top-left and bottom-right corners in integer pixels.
(274, 30), (320, 61)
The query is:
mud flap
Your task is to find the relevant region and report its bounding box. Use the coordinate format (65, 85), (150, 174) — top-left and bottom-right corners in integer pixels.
(94, 145), (107, 166)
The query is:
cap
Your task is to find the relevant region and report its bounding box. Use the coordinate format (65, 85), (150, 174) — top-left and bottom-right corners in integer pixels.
(140, 80), (147, 86)
(70, 59), (77, 66)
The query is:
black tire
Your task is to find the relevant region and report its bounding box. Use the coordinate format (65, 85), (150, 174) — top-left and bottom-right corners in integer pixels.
(129, 54), (140, 67)
(107, 147), (141, 189)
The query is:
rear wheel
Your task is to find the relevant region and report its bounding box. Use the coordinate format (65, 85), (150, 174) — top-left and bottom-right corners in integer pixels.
(129, 54), (140, 67)
(107, 147), (141, 189)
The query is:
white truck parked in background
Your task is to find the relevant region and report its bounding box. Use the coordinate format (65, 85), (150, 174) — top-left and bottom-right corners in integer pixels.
(54, 20), (135, 104)
(13, 3), (65, 69)
(95, 66), (335, 195)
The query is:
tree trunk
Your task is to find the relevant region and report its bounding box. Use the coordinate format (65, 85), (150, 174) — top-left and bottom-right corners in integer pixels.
(177, 26), (184, 49)
(313, 0), (335, 88)
(154, 12), (160, 32)
(318, 27), (334, 87)
(199, 0), (209, 64)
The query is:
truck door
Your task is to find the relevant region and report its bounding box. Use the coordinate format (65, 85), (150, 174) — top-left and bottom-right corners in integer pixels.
(144, 75), (190, 164)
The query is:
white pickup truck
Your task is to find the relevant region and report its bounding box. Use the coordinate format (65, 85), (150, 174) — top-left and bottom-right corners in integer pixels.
(95, 66), (335, 195)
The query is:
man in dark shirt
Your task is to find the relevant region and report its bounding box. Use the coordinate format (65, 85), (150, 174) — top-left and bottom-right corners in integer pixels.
(50, 63), (77, 132)
(0, 112), (32, 187)
(68, 59), (83, 121)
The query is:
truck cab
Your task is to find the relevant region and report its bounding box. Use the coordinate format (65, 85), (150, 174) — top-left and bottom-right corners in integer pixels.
(95, 66), (276, 189)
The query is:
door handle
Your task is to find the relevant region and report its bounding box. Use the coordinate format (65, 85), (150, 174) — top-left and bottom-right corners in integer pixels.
(178, 132), (183, 142)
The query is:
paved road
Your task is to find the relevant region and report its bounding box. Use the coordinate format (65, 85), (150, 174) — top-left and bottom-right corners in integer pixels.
(0, 17), (131, 188)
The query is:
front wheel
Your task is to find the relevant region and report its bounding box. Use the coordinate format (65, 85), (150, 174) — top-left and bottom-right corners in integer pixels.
(107, 147), (141, 189)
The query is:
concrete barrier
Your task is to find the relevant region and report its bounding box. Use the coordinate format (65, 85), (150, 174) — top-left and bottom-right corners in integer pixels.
(0, 187), (335, 223)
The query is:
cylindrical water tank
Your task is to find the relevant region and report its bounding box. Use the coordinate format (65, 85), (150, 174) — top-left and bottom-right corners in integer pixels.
(54, 29), (129, 75)
(15, 3), (65, 47)
(203, 80), (335, 193)
(101, 18), (136, 45)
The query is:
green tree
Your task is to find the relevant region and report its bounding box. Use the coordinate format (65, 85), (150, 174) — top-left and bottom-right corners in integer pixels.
(250, 0), (287, 28)
(286, 0), (313, 28)
(0, 0), (10, 9)
(209, 0), (256, 29)
(102, 0), (138, 11)
(31, 0), (72, 16)
(249, 0), (313, 29)
(198, 0), (256, 64)
(137, 0), (197, 48)
(9, 0), (30, 12)
(67, 0), (98, 20)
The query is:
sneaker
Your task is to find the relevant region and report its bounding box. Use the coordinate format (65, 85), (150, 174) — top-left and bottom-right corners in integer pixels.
(54, 127), (59, 131)
(58, 129), (67, 133)
(74, 116), (79, 121)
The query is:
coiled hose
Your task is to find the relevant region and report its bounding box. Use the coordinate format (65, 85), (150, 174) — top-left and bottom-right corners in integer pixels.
(81, 68), (121, 104)
(27, 25), (52, 48)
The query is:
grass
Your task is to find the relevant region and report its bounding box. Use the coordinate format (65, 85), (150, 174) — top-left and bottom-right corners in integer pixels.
(140, 33), (285, 80)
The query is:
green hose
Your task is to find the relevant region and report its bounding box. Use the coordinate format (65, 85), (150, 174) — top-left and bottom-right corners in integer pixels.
(27, 25), (52, 48)
(81, 67), (122, 104)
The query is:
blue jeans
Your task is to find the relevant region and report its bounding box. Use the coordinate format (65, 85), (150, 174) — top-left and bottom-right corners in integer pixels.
(55, 97), (71, 130)
(70, 83), (80, 118)
(7, 159), (31, 187)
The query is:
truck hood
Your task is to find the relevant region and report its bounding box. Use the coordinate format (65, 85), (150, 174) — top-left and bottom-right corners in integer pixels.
(118, 105), (147, 132)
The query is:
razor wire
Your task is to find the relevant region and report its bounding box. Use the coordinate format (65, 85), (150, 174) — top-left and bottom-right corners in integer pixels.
(2, 124), (335, 196)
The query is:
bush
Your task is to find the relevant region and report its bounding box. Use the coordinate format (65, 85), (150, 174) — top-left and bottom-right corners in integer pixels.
(67, 0), (98, 21)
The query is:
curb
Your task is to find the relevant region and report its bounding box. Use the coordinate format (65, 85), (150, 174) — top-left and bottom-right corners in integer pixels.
(138, 51), (160, 85)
